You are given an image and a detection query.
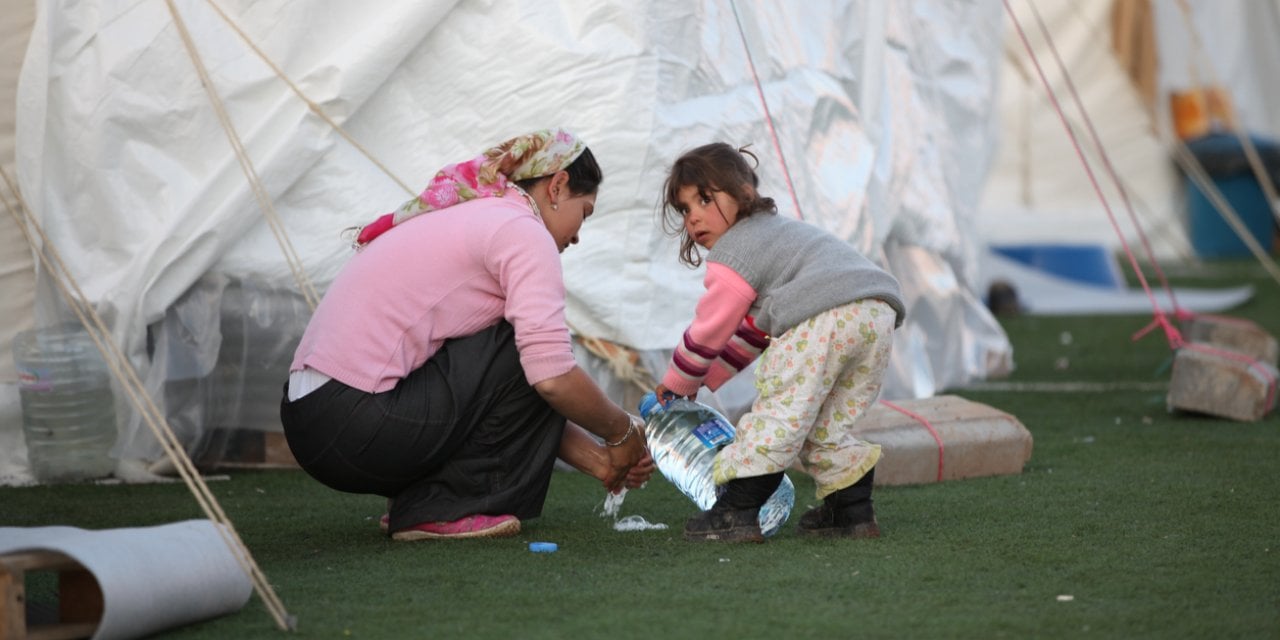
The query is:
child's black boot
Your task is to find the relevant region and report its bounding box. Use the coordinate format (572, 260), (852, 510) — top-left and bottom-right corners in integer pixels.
(797, 466), (880, 539)
(683, 472), (784, 543)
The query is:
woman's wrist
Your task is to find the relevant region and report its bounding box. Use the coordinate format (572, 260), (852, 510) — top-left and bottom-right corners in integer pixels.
(604, 413), (642, 447)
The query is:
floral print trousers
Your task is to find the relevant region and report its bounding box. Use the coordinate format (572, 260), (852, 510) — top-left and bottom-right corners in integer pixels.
(712, 298), (896, 499)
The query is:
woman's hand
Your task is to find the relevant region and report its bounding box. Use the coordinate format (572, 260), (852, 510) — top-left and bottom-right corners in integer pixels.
(623, 451), (656, 489)
(612, 419), (655, 491)
(534, 367), (657, 492)
(601, 415), (650, 493)
(558, 419), (653, 493)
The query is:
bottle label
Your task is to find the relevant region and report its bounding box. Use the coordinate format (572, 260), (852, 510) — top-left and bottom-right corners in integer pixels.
(16, 366), (54, 392)
(692, 419), (733, 449)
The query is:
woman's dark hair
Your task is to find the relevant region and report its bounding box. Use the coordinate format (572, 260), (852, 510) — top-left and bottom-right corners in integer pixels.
(514, 146), (603, 197)
(660, 142), (776, 267)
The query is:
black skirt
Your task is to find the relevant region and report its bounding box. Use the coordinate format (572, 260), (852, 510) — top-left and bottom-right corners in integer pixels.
(279, 321), (565, 531)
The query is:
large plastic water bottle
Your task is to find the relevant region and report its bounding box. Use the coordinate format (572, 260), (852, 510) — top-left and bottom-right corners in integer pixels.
(638, 392), (794, 537)
(13, 324), (118, 483)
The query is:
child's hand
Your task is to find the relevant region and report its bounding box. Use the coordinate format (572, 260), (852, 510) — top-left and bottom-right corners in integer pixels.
(654, 384), (684, 407)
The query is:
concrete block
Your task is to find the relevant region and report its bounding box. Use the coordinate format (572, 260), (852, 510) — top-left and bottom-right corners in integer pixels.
(851, 395), (1033, 486)
(1167, 343), (1278, 422)
(1181, 316), (1279, 366)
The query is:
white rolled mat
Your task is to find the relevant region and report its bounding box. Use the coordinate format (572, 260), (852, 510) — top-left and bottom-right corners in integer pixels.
(0, 519), (253, 640)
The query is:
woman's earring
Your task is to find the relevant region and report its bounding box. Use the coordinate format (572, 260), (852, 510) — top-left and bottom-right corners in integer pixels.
(551, 203), (558, 211)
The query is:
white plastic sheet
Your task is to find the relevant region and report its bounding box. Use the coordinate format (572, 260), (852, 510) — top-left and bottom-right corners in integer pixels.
(978, 248), (1255, 316)
(14, 1), (1010, 467)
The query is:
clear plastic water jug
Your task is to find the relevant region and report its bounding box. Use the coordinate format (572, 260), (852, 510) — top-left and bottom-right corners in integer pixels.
(14, 324), (118, 483)
(639, 392), (794, 536)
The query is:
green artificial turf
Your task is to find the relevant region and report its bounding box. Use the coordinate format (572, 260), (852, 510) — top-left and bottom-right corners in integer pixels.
(2, 258), (1278, 639)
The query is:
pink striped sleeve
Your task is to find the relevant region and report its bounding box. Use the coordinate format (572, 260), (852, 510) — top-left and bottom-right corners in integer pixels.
(662, 263), (757, 396)
(703, 316), (770, 390)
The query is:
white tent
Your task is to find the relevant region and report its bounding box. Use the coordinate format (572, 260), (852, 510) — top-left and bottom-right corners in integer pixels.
(978, 0), (1279, 314)
(982, 0), (1280, 259)
(2, 0), (1274, 485)
(1, 0), (37, 484)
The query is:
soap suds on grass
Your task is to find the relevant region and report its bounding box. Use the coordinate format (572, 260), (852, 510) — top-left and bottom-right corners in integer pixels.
(598, 488), (668, 531)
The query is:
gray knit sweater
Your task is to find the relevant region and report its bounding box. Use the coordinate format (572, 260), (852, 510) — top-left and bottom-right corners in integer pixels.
(706, 213), (905, 336)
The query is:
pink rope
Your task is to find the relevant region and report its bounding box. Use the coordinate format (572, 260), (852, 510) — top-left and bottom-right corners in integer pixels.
(1005, 0), (1184, 350)
(1024, 1), (1184, 318)
(880, 400), (944, 482)
(1132, 313), (1185, 348)
(730, 1), (804, 220)
(1021, 8), (1269, 352)
(1175, 309), (1258, 328)
(1016, 1), (1276, 405)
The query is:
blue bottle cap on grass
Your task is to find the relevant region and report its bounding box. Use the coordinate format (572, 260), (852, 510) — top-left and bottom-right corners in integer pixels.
(529, 541), (558, 553)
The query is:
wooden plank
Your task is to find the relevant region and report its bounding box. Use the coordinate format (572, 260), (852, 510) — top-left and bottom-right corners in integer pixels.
(0, 551), (100, 640)
(25, 622), (97, 640)
(0, 552), (79, 574)
(57, 570), (100, 626)
(261, 432), (299, 468)
(1, 566), (25, 640)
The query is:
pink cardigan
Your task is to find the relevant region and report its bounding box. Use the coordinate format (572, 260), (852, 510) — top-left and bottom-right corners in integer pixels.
(662, 263), (768, 397)
(291, 193), (577, 393)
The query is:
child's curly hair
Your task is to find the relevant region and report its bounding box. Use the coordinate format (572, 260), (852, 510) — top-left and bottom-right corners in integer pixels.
(661, 142), (777, 267)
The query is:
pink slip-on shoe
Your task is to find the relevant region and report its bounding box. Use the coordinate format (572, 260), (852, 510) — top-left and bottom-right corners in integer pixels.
(390, 514), (521, 541)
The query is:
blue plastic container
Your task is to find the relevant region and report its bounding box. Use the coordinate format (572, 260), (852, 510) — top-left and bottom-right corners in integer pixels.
(1186, 174), (1276, 259)
(989, 243), (1124, 289)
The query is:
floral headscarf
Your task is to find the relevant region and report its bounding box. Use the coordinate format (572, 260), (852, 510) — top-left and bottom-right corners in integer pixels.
(353, 128), (586, 247)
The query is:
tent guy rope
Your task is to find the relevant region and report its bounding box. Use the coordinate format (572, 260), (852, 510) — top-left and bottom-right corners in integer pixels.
(1000, 31), (1192, 263)
(1026, 1), (1188, 319)
(1010, 0), (1280, 319)
(201, 0), (417, 199)
(1166, 140), (1280, 286)
(1005, 0), (1181, 347)
(166, 0), (321, 313)
(0, 166), (296, 632)
(1174, 0), (1280, 230)
(1007, 0), (1276, 405)
(729, 0), (804, 221)
(1047, 2), (1280, 315)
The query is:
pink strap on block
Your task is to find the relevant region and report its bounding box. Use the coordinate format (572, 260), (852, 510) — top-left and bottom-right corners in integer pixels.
(879, 400), (944, 483)
(1182, 342), (1278, 411)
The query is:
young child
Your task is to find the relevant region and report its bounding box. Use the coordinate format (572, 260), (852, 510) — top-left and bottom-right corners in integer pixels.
(655, 142), (905, 543)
